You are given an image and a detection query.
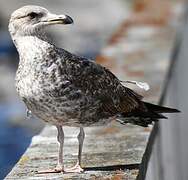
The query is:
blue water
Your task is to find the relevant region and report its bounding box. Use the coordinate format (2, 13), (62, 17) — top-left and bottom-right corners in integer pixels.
(0, 104), (35, 179)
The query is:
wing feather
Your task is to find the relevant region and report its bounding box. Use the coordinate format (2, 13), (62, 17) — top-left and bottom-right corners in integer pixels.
(60, 50), (143, 115)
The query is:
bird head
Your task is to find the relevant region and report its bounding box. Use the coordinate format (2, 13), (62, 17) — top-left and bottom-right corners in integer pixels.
(9, 5), (73, 37)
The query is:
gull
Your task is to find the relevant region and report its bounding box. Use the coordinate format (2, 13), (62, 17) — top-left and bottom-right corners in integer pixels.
(9, 5), (180, 173)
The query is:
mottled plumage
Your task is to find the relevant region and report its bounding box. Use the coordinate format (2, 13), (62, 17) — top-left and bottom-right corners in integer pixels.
(9, 5), (180, 173)
(14, 38), (143, 127)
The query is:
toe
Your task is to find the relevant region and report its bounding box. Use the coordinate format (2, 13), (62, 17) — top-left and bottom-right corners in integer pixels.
(64, 163), (84, 173)
(36, 169), (62, 174)
(36, 164), (64, 174)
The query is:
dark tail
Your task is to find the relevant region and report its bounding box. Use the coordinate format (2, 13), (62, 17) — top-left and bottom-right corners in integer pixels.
(143, 102), (180, 113)
(119, 102), (180, 127)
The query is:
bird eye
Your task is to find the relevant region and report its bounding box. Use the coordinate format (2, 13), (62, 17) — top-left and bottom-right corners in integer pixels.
(28, 12), (38, 19)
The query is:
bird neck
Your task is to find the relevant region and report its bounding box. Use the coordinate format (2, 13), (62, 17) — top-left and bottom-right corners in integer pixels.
(13, 34), (55, 63)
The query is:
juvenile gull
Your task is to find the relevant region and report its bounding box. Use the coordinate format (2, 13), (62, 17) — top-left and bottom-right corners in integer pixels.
(9, 5), (180, 173)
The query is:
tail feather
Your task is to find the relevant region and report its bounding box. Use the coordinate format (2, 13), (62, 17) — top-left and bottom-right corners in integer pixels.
(118, 102), (180, 127)
(143, 102), (180, 113)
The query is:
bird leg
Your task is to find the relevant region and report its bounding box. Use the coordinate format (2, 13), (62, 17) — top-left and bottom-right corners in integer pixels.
(55, 125), (64, 172)
(36, 125), (64, 174)
(65, 127), (85, 173)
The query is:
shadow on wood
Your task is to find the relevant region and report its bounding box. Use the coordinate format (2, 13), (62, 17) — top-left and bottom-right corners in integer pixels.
(84, 163), (140, 171)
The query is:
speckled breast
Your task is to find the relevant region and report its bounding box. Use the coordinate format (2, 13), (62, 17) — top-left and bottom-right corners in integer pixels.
(14, 37), (112, 126)
(16, 69), (105, 127)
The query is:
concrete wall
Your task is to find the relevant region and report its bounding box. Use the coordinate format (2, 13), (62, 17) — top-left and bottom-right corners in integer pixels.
(146, 10), (188, 180)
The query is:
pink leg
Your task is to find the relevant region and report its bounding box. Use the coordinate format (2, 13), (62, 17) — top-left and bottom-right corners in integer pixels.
(65, 127), (85, 173)
(36, 126), (64, 174)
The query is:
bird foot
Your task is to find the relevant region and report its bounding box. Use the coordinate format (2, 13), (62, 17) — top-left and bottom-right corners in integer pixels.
(64, 162), (84, 173)
(36, 164), (64, 174)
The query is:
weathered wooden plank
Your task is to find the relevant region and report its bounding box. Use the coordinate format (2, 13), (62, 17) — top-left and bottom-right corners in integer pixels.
(6, 1), (183, 179)
(6, 125), (142, 179)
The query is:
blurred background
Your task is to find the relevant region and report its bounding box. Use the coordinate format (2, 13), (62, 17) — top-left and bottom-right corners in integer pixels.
(0, 0), (187, 180)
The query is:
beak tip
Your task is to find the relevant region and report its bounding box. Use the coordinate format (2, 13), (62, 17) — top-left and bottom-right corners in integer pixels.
(64, 15), (74, 24)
